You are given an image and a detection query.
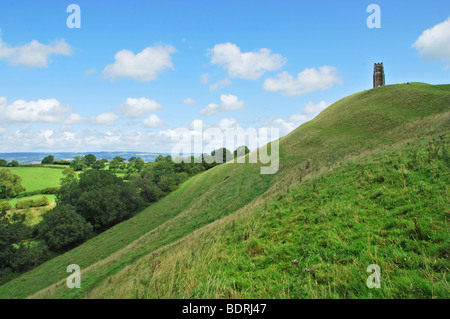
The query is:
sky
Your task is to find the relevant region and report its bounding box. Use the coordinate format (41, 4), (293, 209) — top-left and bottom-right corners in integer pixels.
(0, 0), (449, 153)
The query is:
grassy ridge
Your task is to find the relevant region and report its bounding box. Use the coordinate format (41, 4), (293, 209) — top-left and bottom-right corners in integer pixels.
(0, 83), (448, 298)
(94, 137), (447, 298)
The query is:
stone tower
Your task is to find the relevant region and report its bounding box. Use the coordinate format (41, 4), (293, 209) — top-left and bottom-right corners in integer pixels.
(373, 62), (385, 88)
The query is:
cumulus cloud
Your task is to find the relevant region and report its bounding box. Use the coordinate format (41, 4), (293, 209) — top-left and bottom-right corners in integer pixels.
(103, 44), (176, 81)
(142, 114), (165, 128)
(118, 97), (162, 118)
(94, 112), (119, 126)
(208, 43), (287, 80)
(183, 97), (198, 106)
(0, 97), (85, 124)
(199, 94), (246, 116)
(413, 17), (450, 63)
(0, 33), (72, 68)
(263, 66), (342, 96)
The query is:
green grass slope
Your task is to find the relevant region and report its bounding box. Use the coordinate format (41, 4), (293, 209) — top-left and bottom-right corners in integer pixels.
(95, 137), (447, 298)
(0, 83), (448, 299)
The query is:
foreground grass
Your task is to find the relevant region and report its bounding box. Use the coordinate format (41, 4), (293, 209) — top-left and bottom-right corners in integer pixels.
(91, 138), (448, 298)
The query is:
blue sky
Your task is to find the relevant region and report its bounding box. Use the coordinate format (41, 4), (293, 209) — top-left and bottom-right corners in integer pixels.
(0, 0), (449, 152)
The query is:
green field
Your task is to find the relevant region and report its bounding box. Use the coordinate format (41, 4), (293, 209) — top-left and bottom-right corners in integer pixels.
(0, 83), (448, 299)
(4, 167), (63, 193)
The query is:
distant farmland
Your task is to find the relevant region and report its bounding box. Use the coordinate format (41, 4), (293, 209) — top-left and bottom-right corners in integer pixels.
(4, 167), (63, 193)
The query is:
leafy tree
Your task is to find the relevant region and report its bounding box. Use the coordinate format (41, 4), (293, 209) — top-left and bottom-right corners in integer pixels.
(38, 205), (92, 251)
(7, 160), (19, 167)
(92, 160), (106, 170)
(0, 169), (25, 199)
(84, 154), (97, 167)
(211, 148), (233, 164)
(70, 156), (86, 171)
(0, 159), (7, 167)
(0, 211), (31, 271)
(56, 168), (80, 207)
(109, 156), (125, 171)
(234, 145), (250, 159)
(57, 170), (144, 230)
(133, 158), (145, 171)
(41, 155), (54, 164)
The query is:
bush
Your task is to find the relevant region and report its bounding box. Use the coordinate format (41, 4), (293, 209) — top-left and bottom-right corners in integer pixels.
(53, 160), (71, 165)
(38, 205), (93, 251)
(0, 201), (11, 211)
(15, 196), (50, 209)
(41, 155), (54, 164)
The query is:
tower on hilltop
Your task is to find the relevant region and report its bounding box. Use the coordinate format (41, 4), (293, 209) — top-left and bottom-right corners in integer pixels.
(373, 63), (385, 88)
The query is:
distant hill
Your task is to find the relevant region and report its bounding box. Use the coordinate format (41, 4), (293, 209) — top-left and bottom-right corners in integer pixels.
(0, 152), (171, 164)
(1, 83), (448, 299)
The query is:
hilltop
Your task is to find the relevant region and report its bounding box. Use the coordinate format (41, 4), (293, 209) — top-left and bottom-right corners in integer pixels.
(0, 82), (448, 299)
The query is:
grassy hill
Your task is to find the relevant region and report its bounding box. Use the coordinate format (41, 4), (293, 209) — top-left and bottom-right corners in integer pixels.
(0, 83), (448, 299)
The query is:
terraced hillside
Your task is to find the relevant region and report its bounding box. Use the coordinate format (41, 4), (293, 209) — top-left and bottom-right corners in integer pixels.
(0, 83), (448, 298)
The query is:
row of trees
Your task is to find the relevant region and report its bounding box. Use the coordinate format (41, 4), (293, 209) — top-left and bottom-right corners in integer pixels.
(0, 159), (19, 167)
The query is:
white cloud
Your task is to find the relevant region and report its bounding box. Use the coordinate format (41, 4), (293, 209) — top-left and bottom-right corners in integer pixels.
(209, 78), (232, 91)
(103, 45), (176, 81)
(303, 100), (329, 114)
(199, 94), (246, 116)
(208, 43), (287, 80)
(413, 17), (450, 62)
(94, 112), (119, 126)
(183, 97), (198, 106)
(118, 97), (162, 118)
(142, 114), (165, 128)
(0, 97), (86, 124)
(263, 66), (342, 96)
(0, 33), (72, 68)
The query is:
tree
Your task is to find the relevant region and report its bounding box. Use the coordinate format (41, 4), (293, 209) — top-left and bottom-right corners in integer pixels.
(84, 154), (97, 167)
(38, 205), (92, 251)
(7, 160), (19, 167)
(0, 169), (25, 199)
(91, 160), (106, 170)
(57, 170), (144, 230)
(70, 156), (86, 171)
(0, 159), (7, 167)
(109, 156), (125, 171)
(0, 211), (31, 271)
(211, 148), (233, 164)
(41, 155), (54, 164)
(234, 145), (250, 159)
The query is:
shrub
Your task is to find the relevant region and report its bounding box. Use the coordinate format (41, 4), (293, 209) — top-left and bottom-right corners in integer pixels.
(15, 196), (50, 209)
(0, 201), (11, 211)
(38, 205), (93, 251)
